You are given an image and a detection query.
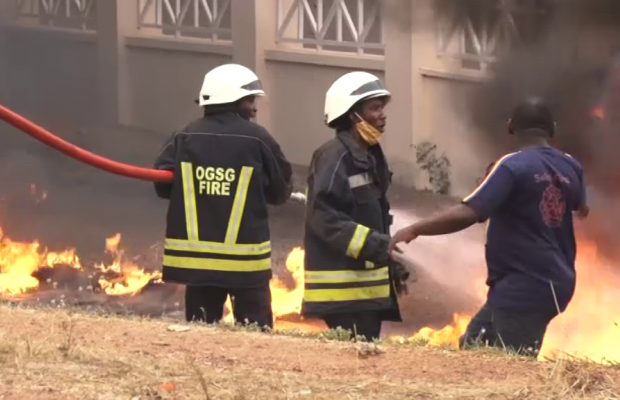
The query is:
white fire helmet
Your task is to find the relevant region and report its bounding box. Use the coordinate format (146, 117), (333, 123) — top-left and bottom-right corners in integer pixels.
(197, 64), (266, 107)
(324, 71), (391, 127)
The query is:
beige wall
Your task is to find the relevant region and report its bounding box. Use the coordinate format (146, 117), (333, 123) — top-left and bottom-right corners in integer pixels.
(1, 26), (99, 134)
(4, 0), (597, 198)
(125, 43), (232, 133)
(417, 75), (490, 196)
(264, 57), (384, 165)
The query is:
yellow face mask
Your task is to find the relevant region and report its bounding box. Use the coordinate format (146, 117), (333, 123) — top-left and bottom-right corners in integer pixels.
(354, 113), (383, 145)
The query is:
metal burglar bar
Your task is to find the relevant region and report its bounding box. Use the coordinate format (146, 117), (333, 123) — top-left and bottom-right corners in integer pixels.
(137, 0), (232, 41)
(16, 0), (97, 31)
(276, 0), (384, 55)
(437, 0), (553, 70)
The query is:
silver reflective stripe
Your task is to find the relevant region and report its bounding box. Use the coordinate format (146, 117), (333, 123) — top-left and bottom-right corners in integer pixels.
(164, 238), (271, 254)
(348, 172), (373, 188)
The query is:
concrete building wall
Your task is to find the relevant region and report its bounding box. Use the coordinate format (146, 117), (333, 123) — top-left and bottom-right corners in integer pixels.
(263, 57), (384, 166)
(125, 43), (232, 133)
(5, 0), (607, 197)
(1, 26), (99, 133)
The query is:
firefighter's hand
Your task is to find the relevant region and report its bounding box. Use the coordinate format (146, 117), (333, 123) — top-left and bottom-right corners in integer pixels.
(390, 261), (410, 297)
(388, 226), (418, 253)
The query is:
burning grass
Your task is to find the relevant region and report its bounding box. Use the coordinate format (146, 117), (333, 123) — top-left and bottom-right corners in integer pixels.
(0, 304), (619, 400)
(3, 200), (620, 372)
(4, 225), (620, 366)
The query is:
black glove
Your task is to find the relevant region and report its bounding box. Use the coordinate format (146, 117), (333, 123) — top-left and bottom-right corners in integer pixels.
(390, 261), (410, 297)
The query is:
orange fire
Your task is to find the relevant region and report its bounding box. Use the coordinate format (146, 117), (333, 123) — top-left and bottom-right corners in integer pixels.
(388, 313), (472, 348)
(2, 207), (619, 362)
(260, 239), (620, 363)
(386, 235), (620, 363)
(0, 229), (161, 296)
(222, 247), (325, 331)
(540, 236), (620, 362)
(592, 105), (605, 119)
(96, 233), (163, 296)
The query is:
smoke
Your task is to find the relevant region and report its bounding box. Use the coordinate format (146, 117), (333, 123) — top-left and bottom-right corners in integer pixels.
(432, 0), (620, 257)
(390, 208), (485, 301)
(436, 0), (620, 183)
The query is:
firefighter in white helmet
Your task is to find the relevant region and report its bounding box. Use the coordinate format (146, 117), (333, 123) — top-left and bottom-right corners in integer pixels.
(153, 63), (293, 330)
(301, 71), (407, 341)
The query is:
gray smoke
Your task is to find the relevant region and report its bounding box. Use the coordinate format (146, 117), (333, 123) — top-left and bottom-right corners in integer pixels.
(433, 0), (620, 257)
(434, 0), (620, 190)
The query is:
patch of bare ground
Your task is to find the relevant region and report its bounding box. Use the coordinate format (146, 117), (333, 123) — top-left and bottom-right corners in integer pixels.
(0, 305), (618, 400)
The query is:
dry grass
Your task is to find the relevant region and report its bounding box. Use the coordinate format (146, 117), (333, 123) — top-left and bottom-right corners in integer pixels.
(0, 304), (618, 399)
(541, 353), (620, 399)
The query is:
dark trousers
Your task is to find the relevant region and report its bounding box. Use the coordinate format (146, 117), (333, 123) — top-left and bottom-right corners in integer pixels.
(323, 311), (382, 342)
(459, 301), (554, 357)
(185, 284), (274, 329)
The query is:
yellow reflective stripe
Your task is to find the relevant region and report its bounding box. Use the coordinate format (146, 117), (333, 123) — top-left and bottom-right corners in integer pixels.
(364, 261), (375, 269)
(225, 166), (254, 244)
(164, 238), (271, 256)
(181, 162), (199, 241)
(305, 267), (389, 284)
(303, 285), (390, 302)
(163, 255), (271, 272)
(346, 224), (370, 259)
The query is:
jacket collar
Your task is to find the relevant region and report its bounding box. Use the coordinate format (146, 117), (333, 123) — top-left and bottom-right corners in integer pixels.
(336, 129), (375, 169)
(203, 105), (249, 120)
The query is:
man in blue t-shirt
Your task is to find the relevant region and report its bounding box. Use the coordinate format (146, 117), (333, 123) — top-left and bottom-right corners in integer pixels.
(389, 97), (589, 357)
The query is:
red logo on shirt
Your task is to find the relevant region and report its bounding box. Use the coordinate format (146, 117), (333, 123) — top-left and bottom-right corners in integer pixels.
(539, 181), (566, 227)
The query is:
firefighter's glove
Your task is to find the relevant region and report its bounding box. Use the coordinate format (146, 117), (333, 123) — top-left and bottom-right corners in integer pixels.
(391, 261), (410, 297)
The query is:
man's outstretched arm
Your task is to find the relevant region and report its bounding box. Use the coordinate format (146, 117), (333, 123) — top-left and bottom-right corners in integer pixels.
(389, 161), (515, 251)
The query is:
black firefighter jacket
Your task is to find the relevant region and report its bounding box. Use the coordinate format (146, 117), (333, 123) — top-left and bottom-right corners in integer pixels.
(301, 129), (402, 321)
(153, 111), (293, 288)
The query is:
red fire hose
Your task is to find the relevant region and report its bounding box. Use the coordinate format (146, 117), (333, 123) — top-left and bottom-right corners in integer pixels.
(0, 103), (173, 183)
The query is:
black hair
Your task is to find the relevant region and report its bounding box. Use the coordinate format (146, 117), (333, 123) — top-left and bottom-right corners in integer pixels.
(329, 114), (354, 131)
(510, 97), (555, 134)
(328, 102), (365, 131)
(203, 102), (238, 117)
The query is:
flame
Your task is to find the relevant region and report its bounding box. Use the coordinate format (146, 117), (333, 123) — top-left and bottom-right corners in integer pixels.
(3, 199), (618, 362)
(271, 246), (305, 317)
(409, 314), (471, 347)
(96, 233), (162, 296)
(540, 236), (620, 363)
(261, 243), (620, 363)
(390, 235), (620, 363)
(0, 227), (80, 295)
(592, 105), (605, 119)
(389, 314), (472, 348)
(0, 228), (161, 296)
(222, 247), (323, 331)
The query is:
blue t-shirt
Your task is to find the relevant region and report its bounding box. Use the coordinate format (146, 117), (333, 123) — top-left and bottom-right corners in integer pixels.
(463, 147), (586, 316)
